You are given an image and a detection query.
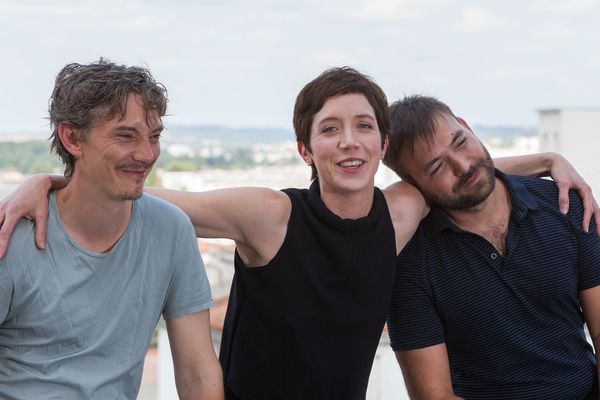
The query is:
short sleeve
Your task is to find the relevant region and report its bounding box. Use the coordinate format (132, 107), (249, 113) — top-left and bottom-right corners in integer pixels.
(387, 246), (445, 351)
(567, 192), (600, 291)
(0, 261), (13, 323)
(162, 218), (213, 319)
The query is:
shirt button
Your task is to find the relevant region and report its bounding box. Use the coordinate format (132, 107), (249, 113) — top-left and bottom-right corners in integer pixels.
(491, 253), (498, 260)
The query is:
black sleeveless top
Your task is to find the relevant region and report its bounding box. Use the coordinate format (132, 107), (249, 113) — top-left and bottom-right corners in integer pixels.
(219, 180), (396, 400)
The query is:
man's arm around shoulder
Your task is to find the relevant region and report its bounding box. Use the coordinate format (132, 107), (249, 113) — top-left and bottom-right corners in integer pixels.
(396, 343), (464, 400)
(166, 310), (224, 399)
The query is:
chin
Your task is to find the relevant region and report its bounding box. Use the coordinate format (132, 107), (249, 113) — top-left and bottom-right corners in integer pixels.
(116, 187), (144, 201)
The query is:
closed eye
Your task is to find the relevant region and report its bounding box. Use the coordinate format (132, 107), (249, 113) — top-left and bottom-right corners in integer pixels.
(117, 132), (135, 139)
(149, 133), (162, 143)
(430, 162), (443, 176)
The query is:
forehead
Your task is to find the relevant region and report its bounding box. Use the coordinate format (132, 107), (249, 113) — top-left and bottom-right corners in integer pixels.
(417, 114), (462, 149)
(313, 93), (375, 122)
(92, 93), (162, 131)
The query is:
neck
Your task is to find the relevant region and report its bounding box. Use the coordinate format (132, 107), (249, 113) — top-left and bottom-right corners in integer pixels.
(319, 183), (375, 219)
(446, 177), (511, 233)
(55, 180), (133, 253)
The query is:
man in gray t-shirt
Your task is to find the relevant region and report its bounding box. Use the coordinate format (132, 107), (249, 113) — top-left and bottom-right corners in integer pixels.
(0, 60), (223, 399)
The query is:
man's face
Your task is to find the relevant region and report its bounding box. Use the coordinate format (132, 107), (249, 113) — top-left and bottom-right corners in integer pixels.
(400, 114), (495, 210)
(73, 93), (162, 201)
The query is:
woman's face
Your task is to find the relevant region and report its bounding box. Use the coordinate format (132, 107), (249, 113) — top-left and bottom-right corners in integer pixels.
(298, 93), (387, 198)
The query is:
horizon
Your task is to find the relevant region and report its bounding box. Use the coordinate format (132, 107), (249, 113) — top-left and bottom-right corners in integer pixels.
(0, 121), (540, 136)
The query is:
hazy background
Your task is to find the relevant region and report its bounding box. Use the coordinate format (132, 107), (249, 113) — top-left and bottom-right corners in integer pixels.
(1, 0), (599, 134)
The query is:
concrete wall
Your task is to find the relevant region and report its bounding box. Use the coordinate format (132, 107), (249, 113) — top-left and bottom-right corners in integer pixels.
(539, 109), (600, 196)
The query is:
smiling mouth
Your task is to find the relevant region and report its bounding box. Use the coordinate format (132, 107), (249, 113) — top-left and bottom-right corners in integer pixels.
(120, 168), (149, 180)
(338, 160), (364, 168)
(465, 170), (480, 186)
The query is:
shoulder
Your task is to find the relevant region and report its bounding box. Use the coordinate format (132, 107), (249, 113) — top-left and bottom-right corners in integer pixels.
(383, 181), (427, 212)
(281, 186), (306, 204)
(508, 174), (581, 211)
(2, 218), (36, 261)
(510, 174), (558, 194)
(506, 174), (586, 229)
(383, 181), (429, 254)
(135, 193), (194, 230)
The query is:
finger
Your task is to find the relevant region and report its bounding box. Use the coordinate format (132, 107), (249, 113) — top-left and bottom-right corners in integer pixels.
(33, 211), (48, 251)
(556, 182), (570, 215)
(0, 215), (19, 259)
(579, 186), (594, 233)
(593, 200), (600, 238)
(581, 197), (591, 233)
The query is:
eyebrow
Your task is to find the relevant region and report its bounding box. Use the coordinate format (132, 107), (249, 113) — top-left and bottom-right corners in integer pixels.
(316, 116), (339, 126)
(450, 129), (465, 145)
(316, 114), (375, 125)
(111, 124), (164, 135)
(354, 113), (376, 120)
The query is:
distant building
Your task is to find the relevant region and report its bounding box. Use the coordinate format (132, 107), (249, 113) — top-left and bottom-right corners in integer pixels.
(538, 108), (600, 195)
(159, 165), (311, 191)
(0, 168), (25, 184)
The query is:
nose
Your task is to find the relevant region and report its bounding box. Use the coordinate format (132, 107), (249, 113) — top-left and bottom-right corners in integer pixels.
(338, 127), (359, 150)
(133, 138), (159, 164)
(448, 153), (470, 177)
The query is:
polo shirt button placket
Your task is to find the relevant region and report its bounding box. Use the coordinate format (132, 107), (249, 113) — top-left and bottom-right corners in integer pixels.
(489, 252), (503, 271)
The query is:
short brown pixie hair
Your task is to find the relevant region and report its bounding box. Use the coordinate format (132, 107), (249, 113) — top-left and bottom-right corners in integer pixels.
(49, 58), (168, 178)
(293, 67), (389, 180)
(384, 95), (456, 179)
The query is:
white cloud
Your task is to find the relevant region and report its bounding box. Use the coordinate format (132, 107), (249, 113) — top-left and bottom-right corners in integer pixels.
(532, 20), (599, 43)
(311, 50), (358, 69)
(0, 1), (94, 17)
(349, 0), (448, 21)
(453, 5), (505, 33)
(532, 22), (579, 41)
(117, 14), (170, 33)
(531, 0), (598, 14)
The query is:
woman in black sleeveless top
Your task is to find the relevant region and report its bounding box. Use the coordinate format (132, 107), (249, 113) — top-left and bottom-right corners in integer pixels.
(215, 68), (423, 399)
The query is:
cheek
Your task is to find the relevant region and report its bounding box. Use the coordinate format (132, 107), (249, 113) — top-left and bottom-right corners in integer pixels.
(152, 144), (161, 158)
(309, 137), (333, 159)
(436, 175), (458, 193)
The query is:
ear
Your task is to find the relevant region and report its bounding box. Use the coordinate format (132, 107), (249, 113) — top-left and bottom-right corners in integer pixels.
(456, 117), (474, 134)
(57, 123), (83, 158)
(297, 142), (313, 166)
(380, 136), (389, 160)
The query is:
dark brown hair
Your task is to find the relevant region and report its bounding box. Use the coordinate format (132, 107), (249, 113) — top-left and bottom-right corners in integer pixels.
(384, 95), (456, 179)
(49, 58), (168, 178)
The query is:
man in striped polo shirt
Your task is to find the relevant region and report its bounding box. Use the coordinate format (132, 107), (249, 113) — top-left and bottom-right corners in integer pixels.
(383, 95), (600, 399)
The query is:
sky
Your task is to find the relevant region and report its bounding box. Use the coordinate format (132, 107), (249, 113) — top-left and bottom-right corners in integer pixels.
(1, 0), (598, 133)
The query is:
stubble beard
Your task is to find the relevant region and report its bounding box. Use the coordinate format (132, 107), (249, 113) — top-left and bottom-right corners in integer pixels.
(117, 189), (144, 201)
(427, 148), (496, 211)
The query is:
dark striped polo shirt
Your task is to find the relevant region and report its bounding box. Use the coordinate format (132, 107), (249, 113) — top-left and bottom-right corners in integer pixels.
(388, 170), (600, 400)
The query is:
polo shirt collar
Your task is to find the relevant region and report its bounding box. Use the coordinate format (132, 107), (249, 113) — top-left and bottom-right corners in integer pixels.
(428, 168), (540, 237)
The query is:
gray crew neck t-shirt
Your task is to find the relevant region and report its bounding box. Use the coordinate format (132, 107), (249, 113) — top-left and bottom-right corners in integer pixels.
(0, 192), (212, 399)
